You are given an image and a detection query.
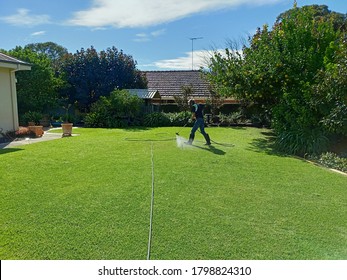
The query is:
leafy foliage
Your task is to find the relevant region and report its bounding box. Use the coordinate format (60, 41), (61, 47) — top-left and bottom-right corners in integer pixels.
(143, 112), (171, 127)
(6, 47), (61, 115)
(206, 4), (347, 155)
(25, 42), (68, 72)
(21, 111), (43, 126)
(217, 112), (244, 126)
(144, 111), (191, 127)
(316, 152), (347, 172)
(313, 40), (347, 136)
(173, 85), (194, 112)
(165, 111), (191, 126)
(276, 128), (330, 156)
(60, 46), (147, 112)
(84, 89), (143, 128)
(204, 87), (224, 115)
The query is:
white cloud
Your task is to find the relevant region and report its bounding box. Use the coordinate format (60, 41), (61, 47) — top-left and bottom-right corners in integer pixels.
(67, 0), (281, 28)
(151, 48), (241, 70)
(154, 49), (216, 70)
(151, 29), (166, 37)
(133, 29), (166, 42)
(1, 9), (51, 27)
(134, 33), (151, 42)
(31, 31), (46, 36)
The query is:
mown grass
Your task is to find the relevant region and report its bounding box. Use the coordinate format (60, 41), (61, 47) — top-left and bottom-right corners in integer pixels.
(0, 127), (346, 260)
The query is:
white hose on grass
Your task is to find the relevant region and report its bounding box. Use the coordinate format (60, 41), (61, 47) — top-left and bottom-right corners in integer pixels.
(147, 142), (155, 260)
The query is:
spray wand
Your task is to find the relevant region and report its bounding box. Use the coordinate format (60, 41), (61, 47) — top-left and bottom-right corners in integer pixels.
(175, 121), (190, 136)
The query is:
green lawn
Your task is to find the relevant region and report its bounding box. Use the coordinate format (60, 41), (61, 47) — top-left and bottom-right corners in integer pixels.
(0, 127), (346, 260)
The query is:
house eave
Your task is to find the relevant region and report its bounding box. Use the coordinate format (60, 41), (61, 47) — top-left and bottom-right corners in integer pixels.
(0, 61), (31, 71)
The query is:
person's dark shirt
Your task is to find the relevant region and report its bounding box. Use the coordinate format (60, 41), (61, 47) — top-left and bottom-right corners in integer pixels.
(191, 104), (204, 118)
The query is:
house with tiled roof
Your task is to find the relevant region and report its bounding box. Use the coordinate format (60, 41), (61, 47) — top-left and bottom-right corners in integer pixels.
(0, 53), (31, 133)
(143, 70), (238, 106)
(144, 70), (210, 103)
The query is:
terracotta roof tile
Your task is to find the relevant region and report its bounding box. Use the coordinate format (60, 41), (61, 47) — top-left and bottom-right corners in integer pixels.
(144, 70), (210, 99)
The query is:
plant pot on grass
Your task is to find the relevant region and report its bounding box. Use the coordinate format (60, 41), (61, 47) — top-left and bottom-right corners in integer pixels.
(28, 125), (44, 137)
(61, 103), (73, 137)
(61, 122), (73, 137)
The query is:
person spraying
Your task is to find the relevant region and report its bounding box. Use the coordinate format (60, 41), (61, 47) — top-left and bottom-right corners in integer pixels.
(186, 99), (211, 145)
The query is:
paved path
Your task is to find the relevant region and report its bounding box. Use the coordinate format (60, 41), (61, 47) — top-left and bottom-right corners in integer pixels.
(0, 129), (78, 149)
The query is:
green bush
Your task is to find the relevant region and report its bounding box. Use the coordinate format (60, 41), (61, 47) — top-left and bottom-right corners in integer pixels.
(217, 113), (232, 126)
(165, 111), (191, 126)
(84, 112), (105, 128)
(310, 152), (347, 173)
(217, 112), (247, 126)
(21, 111), (43, 125)
(84, 89), (143, 128)
(143, 111), (192, 127)
(276, 128), (330, 156)
(143, 112), (170, 127)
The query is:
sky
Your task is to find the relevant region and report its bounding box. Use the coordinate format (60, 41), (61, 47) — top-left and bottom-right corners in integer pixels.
(0, 0), (346, 71)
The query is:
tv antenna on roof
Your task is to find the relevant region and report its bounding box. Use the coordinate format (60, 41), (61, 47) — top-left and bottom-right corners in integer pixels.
(189, 37), (203, 70)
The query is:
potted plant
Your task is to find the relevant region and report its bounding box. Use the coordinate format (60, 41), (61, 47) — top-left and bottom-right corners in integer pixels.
(22, 111), (44, 137)
(51, 115), (63, 127)
(22, 111), (42, 126)
(61, 103), (73, 137)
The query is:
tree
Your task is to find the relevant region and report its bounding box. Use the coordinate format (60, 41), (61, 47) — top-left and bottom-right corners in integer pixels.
(174, 85), (194, 112)
(60, 46), (147, 112)
(6, 46), (61, 115)
(313, 39), (347, 136)
(206, 4), (346, 155)
(205, 86), (224, 116)
(25, 42), (68, 72)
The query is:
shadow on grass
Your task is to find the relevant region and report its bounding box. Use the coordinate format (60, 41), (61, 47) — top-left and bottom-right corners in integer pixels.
(212, 125), (247, 130)
(192, 144), (226, 156)
(122, 126), (153, 132)
(124, 137), (175, 142)
(0, 147), (23, 155)
(248, 131), (287, 157)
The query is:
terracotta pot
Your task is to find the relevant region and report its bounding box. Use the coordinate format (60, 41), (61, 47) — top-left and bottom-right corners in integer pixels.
(61, 123), (73, 137)
(28, 126), (44, 137)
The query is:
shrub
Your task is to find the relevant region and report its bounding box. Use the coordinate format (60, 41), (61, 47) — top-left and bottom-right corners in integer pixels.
(84, 89), (143, 128)
(230, 111), (243, 124)
(143, 112), (170, 127)
(313, 152), (347, 173)
(218, 113), (232, 126)
(276, 128), (330, 156)
(217, 112), (245, 126)
(165, 111), (191, 126)
(84, 112), (106, 128)
(21, 111), (43, 125)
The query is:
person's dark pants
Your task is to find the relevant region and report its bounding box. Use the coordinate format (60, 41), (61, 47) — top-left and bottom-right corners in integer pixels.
(188, 118), (211, 145)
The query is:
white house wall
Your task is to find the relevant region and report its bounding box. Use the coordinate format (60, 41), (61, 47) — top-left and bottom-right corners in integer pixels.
(0, 67), (18, 132)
